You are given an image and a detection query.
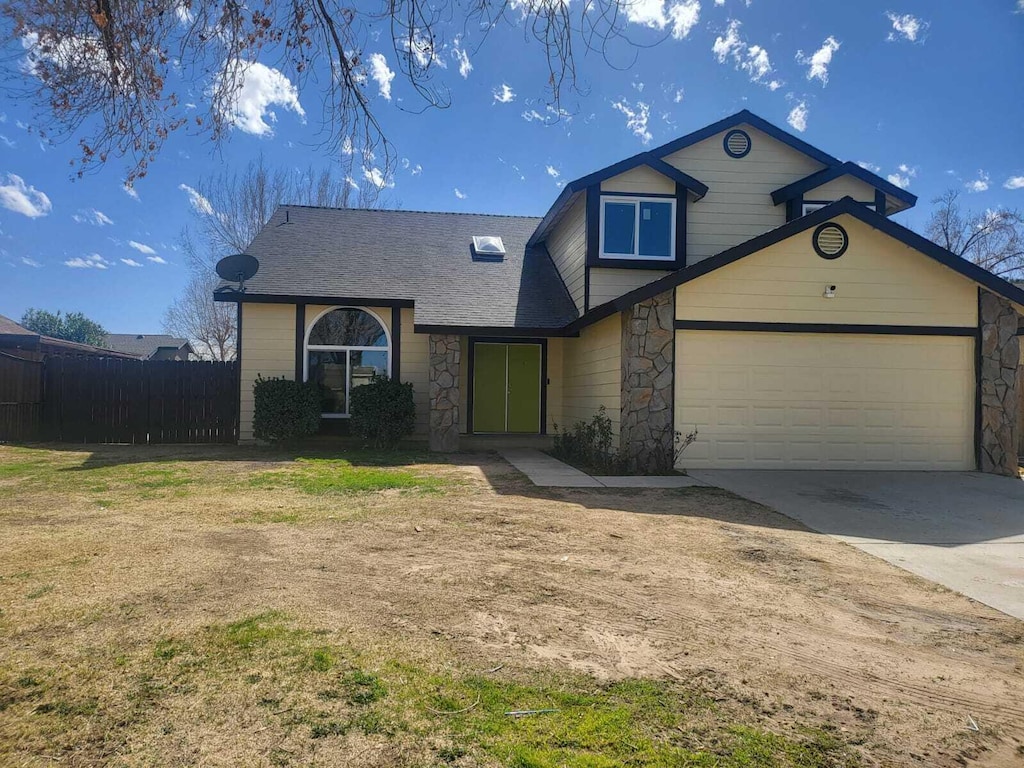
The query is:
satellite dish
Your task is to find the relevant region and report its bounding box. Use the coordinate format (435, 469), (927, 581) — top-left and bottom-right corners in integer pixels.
(215, 253), (259, 292)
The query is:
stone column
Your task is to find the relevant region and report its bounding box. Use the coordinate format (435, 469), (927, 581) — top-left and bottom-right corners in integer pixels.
(979, 290), (1020, 476)
(620, 290), (675, 473)
(428, 334), (460, 452)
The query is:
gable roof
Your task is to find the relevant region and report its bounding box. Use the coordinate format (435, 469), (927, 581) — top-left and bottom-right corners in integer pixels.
(0, 314), (135, 357)
(0, 313), (35, 337)
(103, 334), (192, 359)
(216, 206), (579, 332)
(530, 109), (837, 246)
(567, 197), (1024, 333)
(649, 108), (839, 166)
(770, 161), (917, 208)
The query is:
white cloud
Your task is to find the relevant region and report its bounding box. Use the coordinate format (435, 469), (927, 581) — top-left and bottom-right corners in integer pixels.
(128, 240), (157, 255)
(147, 255), (168, 264)
(965, 170), (990, 193)
(64, 253), (109, 269)
(712, 20), (779, 87)
(452, 42), (472, 78)
(123, 183), (140, 201)
(0, 173), (51, 218)
(120, 258), (143, 267)
(546, 165), (560, 179)
(611, 99), (652, 144)
(367, 53), (395, 101)
(405, 30), (445, 69)
(1004, 176), (1024, 190)
(673, 87), (684, 103)
(886, 12), (929, 43)
(857, 160), (882, 173)
(520, 104), (573, 124)
(218, 61), (305, 137)
(362, 167), (394, 190)
(179, 183), (215, 215)
(796, 36), (840, 85)
(341, 136), (354, 155)
(787, 101), (808, 132)
(0, 135), (14, 149)
(493, 84), (516, 104)
(21, 256), (40, 268)
(623, 0), (701, 38)
(72, 208), (113, 226)
(454, 188), (467, 199)
(886, 167), (913, 189)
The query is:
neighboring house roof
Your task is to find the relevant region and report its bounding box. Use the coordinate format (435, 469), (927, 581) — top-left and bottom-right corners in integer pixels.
(216, 206), (580, 332)
(566, 197), (1024, 333)
(770, 161), (917, 210)
(0, 313), (135, 357)
(103, 333), (193, 359)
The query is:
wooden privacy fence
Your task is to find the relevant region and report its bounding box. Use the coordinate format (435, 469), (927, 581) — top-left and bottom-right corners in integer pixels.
(0, 356), (238, 444)
(0, 351), (44, 442)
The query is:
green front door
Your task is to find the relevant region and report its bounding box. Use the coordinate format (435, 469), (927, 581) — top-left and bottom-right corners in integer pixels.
(472, 342), (542, 434)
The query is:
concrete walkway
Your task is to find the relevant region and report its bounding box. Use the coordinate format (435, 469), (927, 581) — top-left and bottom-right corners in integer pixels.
(500, 449), (707, 489)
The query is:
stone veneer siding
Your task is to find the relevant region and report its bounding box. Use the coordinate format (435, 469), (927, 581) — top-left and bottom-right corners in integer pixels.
(428, 334), (460, 452)
(979, 290), (1021, 476)
(620, 290), (675, 473)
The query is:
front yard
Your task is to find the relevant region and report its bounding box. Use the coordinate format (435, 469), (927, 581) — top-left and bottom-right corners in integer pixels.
(0, 445), (1022, 767)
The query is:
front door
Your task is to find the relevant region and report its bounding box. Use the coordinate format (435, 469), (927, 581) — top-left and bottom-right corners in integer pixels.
(472, 342), (542, 433)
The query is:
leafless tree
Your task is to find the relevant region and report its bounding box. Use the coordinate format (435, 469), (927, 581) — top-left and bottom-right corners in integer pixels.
(0, 0), (650, 183)
(165, 154), (380, 358)
(163, 272), (235, 360)
(927, 190), (1024, 278)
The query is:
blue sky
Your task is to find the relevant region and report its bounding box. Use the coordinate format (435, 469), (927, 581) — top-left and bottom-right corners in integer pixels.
(0, 1), (1022, 333)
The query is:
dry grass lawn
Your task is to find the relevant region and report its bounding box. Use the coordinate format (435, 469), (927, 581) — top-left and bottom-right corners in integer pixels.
(0, 444), (1022, 767)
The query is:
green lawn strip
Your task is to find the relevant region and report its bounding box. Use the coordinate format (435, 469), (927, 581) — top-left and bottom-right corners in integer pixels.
(0, 613), (856, 766)
(250, 456), (448, 495)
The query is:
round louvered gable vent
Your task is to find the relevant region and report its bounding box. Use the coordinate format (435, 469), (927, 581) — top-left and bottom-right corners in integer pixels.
(813, 223), (849, 259)
(723, 129), (751, 158)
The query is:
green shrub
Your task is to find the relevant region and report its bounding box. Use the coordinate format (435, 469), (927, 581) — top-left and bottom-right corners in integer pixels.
(252, 376), (321, 442)
(349, 376), (416, 449)
(551, 406), (624, 475)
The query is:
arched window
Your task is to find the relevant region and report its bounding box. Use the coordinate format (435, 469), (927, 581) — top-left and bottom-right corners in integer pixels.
(304, 307), (391, 417)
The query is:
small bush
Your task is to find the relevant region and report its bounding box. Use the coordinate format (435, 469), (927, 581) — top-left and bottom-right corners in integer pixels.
(552, 406), (625, 475)
(252, 376), (320, 442)
(349, 376), (416, 449)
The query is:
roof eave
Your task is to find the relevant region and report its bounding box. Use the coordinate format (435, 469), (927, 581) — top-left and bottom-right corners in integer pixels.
(770, 161), (918, 208)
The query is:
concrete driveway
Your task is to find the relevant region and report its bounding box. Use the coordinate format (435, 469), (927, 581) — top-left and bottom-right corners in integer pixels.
(688, 470), (1024, 620)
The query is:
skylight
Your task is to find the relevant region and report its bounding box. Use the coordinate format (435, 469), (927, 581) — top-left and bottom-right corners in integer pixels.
(472, 236), (505, 260)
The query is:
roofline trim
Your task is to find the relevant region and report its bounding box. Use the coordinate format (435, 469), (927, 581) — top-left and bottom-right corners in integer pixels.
(565, 197), (1024, 333)
(213, 290), (415, 308)
(414, 324), (580, 338)
(650, 108), (840, 166)
(770, 161), (918, 207)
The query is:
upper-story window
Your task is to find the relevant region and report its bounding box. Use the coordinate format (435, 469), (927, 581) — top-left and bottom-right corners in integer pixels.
(599, 196), (676, 261)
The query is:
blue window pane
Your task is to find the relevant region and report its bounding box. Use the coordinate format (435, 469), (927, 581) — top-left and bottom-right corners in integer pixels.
(638, 201), (673, 259)
(603, 202), (636, 255)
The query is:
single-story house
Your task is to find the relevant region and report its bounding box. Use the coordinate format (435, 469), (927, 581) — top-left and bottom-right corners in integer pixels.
(0, 314), (135, 359)
(216, 110), (1023, 475)
(102, 334), (195, 361)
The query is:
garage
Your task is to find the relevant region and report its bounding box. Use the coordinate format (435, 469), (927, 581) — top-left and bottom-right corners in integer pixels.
(675, 330), (975, 470)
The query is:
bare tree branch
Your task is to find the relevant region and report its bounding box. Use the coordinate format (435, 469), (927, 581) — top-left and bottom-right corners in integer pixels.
(926, 189), (1024, 278)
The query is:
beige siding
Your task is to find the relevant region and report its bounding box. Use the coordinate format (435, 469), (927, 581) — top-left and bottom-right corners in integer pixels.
(601, 165), (675, 195)
(588, 268), (672, 308)
(806, 175), (878, 203)
(561, 314), (622, 443)
(676, 332), (975, 470)
(546, 337), (564, 433)
(546, 195), (587, 313)
(663, 124), (826, 263)
(400, 311), (431, 437)
(239, 303), (296, 442)
(675, 214), (978, 327)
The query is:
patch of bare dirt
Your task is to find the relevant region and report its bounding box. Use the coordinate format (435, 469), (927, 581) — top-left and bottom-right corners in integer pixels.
(1, 447), (1022, 766)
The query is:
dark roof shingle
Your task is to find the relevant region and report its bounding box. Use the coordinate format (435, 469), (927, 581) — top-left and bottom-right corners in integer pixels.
(103, 334), (191, 358)
(230, 206), (579, 330)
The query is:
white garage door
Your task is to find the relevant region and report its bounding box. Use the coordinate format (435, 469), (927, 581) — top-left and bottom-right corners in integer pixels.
(675, 331), (975, 470)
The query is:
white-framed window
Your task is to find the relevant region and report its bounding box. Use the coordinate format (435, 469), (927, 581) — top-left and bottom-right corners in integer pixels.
(303, 307), (391, 418)
(599, 196), (676, 261)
